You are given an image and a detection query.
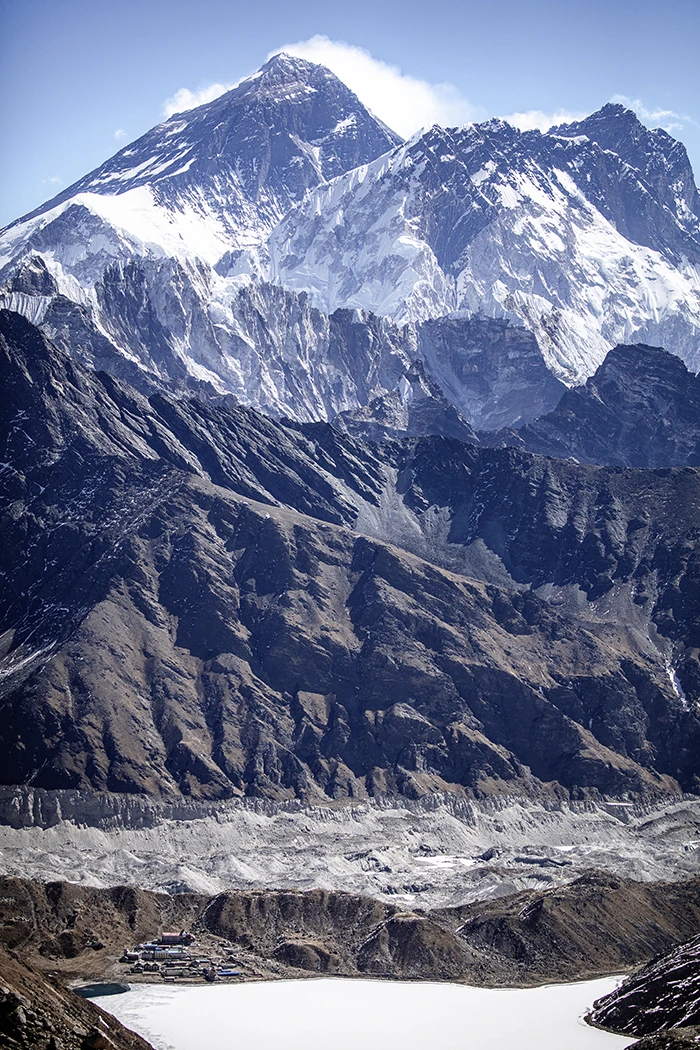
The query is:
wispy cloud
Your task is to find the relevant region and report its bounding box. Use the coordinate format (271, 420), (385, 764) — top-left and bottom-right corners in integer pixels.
(272, 36), (481, 137)
(163, 82), (237, 119)
(42, 176), (62, 186)
(114, 128), (127, 141)
(610, 94), (697, 134)
(501, 109), (587, 133)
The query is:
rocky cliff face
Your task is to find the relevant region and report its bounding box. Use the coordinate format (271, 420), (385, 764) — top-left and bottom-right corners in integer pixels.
(2, 310), (699, 801)
(334, 360), (480, 444)
(333, 316), (566, 438)
(485, 342), (700, 467)
(416, 315), (566, 430)
(1, 254), (566, 430)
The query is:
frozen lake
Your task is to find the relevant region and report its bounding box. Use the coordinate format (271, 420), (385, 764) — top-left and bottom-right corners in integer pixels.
(96, 976), (635, 1050)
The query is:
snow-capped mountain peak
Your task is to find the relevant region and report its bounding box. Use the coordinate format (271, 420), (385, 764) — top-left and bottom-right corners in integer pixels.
(0, 53), (407, 416)
(0, 52), (401, 280)
(1, 57), (699, 416)
(270, 104), (700, 381)
(550, 102), (700, 242)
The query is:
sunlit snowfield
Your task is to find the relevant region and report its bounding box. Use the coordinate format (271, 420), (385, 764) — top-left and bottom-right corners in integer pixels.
(96, 976), (634, 1050)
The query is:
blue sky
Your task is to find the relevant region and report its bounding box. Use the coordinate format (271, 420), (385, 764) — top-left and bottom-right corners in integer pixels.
(2, 0), (699, 227)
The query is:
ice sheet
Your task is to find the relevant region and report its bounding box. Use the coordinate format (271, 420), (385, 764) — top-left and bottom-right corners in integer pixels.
(96, 976), (635, 1050)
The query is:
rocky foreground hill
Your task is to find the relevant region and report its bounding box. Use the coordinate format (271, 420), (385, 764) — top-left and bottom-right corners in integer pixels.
(0, 947), (152, 1050)
(483, 342), (700, 468)
(3, 870), (700, 988)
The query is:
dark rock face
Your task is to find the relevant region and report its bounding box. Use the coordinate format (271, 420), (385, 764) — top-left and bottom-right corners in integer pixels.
(2, 310), (700, 800)
(416, 315), (566, 430)
(549, 104), (700, 259)
(589, 933), (700, 1036)
(486, 343), (700, 467)
(336, 315), (567, 437)
(628, 1029), (700, 1049)
(334, 360), (479, 444)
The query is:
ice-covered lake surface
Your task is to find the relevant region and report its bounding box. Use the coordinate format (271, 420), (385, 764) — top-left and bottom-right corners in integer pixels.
(96, 976), (635, 1050)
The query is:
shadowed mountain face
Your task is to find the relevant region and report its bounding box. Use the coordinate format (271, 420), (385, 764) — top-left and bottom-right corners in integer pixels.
(484, 343), (700, 468)
(549, 104), (700, 250)
(1, 310), (699, 801)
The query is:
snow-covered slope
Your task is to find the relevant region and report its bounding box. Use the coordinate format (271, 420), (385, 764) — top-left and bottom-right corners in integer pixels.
(270, 107), (700, 382)
(0, 53), (400, 279)
(0, 55), (419, 419)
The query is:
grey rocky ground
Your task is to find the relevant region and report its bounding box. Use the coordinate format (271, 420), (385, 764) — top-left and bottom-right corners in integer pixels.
(1, 789), (697, 909)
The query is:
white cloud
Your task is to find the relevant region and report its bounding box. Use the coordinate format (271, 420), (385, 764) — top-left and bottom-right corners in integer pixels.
(42, 176), (62, 185)
(502, 109), (587, 133)
(162, 81), (237, 119)
(114, 128), (127, 141)
(271, 36), (481, 137)
(610, 94), (697, 133)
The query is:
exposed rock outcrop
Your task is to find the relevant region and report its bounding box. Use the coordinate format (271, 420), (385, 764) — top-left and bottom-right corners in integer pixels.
(589, 932), (700, 1037)
(442, 871), (700, 984)
(486, 343), (700, 467)
(3, 873), (700, 989)
(0, 946), (152, 1050)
